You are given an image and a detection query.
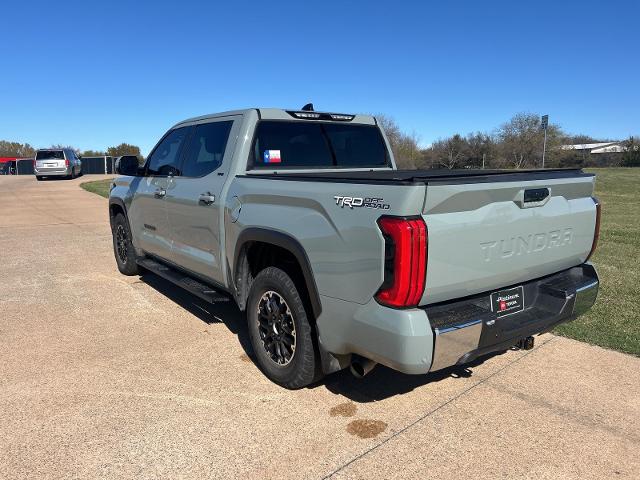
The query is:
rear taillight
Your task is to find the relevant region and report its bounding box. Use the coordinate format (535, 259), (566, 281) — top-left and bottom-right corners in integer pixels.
(65, 158), (70, 167)
(586, 197), (601, 261)
(375, 216), (427, 308)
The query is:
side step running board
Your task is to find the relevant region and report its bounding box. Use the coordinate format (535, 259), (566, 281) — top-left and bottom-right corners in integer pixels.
(137, 257), (230, 303)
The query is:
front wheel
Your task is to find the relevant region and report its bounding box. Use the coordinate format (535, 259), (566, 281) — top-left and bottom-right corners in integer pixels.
(247, 267), (320, 389)
(111, 212), (140, 276)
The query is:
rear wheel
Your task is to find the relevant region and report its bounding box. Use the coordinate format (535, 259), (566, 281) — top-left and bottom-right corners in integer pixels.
(247, 267), (320, 389)
(112, 212), (140, 276)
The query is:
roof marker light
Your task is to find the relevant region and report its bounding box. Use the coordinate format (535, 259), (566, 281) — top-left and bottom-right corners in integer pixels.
(293, 112), (321, 119)
(329, 114), (355, 121)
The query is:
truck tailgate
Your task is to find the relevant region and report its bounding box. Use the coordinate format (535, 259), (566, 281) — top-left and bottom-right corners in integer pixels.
(421, 173), (597, 305)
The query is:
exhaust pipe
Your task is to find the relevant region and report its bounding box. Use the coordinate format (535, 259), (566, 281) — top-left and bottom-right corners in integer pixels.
(350, 356), (377, 378)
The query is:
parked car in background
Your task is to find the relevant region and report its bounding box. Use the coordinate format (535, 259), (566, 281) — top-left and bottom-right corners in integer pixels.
(0, 160), (17, 175)
(34, 149), (82, 180)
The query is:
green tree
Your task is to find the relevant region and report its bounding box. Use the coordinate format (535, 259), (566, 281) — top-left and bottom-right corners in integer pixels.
(496, 113), (563, 168)
(106, 143), (142, 158)
(375, 114), (420, 169)
(622, 136), (640, 167)
(0, 140), (36, 158)
(82, 150), (106, 157)
(465, 132), (496, 168)
(50, 144), (82, 156)
(430, 134), (468, 169)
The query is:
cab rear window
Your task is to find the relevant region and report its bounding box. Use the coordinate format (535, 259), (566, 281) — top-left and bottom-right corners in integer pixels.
(36, 150), (65, 160)
(250, 121), (390, 169)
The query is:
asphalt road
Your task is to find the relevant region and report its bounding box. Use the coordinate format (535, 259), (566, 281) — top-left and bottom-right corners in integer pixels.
(1, 175), (639, 479)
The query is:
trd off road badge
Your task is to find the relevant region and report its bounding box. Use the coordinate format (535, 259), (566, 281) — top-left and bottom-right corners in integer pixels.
(334, 196), (390, 210)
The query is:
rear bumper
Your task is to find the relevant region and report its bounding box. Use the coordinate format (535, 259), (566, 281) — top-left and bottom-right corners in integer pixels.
(428, 263), (599, 371)
(317, 263), (599, 376)
(34, 167), (72, 176)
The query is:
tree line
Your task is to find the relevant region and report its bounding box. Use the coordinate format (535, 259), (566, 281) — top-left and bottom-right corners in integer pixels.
(2, 112), (639, 168)
(379, 112), (640, 169)
(0, 142), (142, 159)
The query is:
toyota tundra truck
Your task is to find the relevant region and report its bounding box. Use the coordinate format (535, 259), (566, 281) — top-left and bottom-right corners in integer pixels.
(109, 106), (600, 389)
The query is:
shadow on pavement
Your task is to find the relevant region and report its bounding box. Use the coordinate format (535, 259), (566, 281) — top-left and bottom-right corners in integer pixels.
(320, 353), (503, 403)
(139, 271), (507, 402)
(139, 272), (253, 357)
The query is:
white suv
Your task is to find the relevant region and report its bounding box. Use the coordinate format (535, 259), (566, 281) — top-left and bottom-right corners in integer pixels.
(34, 149), (82, 180)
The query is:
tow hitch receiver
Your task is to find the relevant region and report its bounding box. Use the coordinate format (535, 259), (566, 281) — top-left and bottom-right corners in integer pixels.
(516, 336), (535, 350)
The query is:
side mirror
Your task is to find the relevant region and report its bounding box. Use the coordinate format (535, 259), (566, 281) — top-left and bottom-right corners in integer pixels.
(116, 155), (141, 176)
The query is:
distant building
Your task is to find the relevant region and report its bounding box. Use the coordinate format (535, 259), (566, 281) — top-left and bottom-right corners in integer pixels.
(561, 142), (625, 154)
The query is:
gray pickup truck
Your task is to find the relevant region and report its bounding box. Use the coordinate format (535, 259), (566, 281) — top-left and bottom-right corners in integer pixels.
(109, 107), (601, 389)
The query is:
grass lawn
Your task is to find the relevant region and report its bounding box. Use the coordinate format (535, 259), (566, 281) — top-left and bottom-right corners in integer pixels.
(554, 168), (640, 356)
(80, 178), (113, 198)
(79, 168), (640, 356)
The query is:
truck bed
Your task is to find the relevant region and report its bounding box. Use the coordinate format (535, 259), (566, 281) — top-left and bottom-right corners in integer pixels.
(243, 168), (593, 185)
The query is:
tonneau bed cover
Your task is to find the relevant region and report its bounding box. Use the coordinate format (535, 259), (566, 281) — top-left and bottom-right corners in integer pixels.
(244, 168), (593, 185)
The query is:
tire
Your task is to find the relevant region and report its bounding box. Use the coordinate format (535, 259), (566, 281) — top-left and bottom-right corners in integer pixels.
(112, 212), (140, 276)
(36, 176), (43, 181)
(247, 266), (320, 389)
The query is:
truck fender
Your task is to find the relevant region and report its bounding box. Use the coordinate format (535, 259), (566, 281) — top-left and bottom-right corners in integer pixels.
(233, 228), (322, 318)
(108, 197), (127, 224)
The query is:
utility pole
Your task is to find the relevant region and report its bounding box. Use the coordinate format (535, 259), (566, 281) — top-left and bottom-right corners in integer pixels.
(482, 153), (485, 169)
(541, 114), (549, 168)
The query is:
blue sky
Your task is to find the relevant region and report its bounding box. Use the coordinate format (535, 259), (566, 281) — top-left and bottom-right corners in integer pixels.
(1, 0), (638, 154)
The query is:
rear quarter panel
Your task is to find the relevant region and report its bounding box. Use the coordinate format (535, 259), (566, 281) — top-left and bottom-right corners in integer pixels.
(225, 178), (426, 305)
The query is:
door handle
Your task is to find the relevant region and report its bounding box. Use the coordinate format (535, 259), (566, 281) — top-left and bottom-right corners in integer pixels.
(514, 187), (551, 208)
(199, 192), (216, 205)
(154, 188), (166, 198)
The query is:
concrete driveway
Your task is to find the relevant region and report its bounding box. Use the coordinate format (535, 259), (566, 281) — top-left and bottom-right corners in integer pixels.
(1, 174), (638, 479)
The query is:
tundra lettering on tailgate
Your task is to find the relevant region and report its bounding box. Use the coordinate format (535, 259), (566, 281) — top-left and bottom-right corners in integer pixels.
(480, 228), (573, 262)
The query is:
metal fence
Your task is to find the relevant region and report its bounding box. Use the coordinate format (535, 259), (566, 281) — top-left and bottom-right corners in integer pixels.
(4, 156), (115, 175)
(17, 160), (34, 175)
(81, 156), (115, 174)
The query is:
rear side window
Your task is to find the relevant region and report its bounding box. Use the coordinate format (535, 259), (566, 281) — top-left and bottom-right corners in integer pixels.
(36, 150), (65, 160)
(250, 121), (390, 169)
(146, 127), (190, 176)
(181, 121), (233, 177)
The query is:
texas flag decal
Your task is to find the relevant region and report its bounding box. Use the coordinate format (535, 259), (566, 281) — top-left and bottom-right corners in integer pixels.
(263, 150), (282, 164)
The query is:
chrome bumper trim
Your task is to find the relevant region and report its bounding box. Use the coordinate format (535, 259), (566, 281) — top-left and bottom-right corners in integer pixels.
(430, 319), (483, 371)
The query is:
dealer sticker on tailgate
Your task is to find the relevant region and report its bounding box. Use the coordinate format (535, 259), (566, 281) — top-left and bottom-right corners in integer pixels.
(491, 286), (524, 317)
